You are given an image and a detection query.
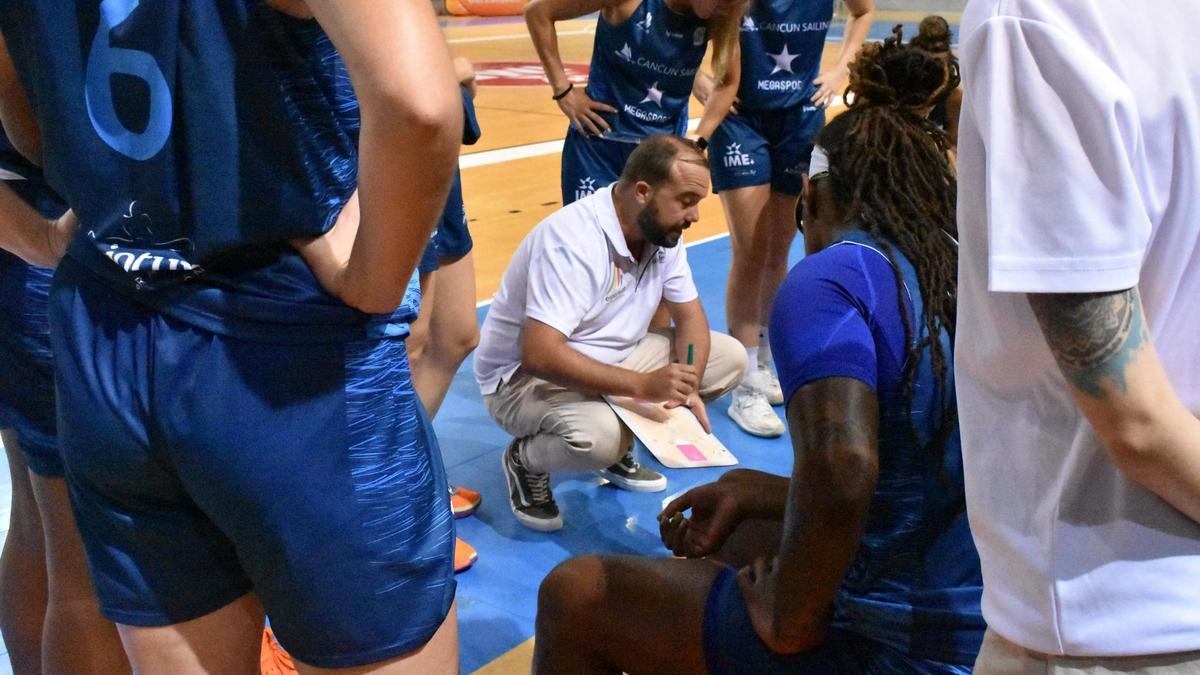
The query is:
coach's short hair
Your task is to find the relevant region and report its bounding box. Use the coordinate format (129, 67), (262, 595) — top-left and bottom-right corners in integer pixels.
(618, 134), (707, 187)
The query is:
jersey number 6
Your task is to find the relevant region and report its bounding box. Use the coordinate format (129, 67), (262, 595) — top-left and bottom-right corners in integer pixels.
(85, 0), (173, 161)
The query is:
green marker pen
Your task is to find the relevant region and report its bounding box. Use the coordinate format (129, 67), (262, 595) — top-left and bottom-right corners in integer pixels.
(687, 343), (694, 366)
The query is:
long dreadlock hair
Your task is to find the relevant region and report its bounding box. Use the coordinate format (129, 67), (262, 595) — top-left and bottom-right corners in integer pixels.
(820, 22), (959, 459)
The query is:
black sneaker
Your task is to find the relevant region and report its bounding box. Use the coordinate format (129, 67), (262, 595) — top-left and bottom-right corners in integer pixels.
(598, 451), (666, 492)
(501, 439), (563, 532)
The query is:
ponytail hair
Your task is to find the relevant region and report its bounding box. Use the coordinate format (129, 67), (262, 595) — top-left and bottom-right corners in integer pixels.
(707, 12), (742, 83)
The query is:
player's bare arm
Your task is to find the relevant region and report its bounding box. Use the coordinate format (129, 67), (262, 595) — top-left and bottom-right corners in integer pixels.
(524, 0), (630, 135)
(1030, 289), (1200, 523)
(297, 0), (462, 314)
(738, 376), (878, 653)
(693, 37), (739, 140)
(812, 0), (874, 107)
(0, 33), (39, 164)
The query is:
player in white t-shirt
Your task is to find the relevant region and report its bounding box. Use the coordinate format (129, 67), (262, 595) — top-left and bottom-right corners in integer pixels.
(475, 135), (746, 532)
(956, 0), (1200, 669)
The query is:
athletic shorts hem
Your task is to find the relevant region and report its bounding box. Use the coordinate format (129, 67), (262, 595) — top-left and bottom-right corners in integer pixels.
(280, 585), (455, 669)
(24, 450), (65, 478)
(1, 422), (64, 477)
(98, 583), (254, 627)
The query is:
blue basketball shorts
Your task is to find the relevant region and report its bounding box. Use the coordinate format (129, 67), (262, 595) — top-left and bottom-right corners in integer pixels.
(709, 105), (826, 196)
(49, 257), (456, 669)
(419, 168), (474, 274)
(703, 567), (971, 674)
(560, 127), (637, 205)
(0, 251), (61, 477)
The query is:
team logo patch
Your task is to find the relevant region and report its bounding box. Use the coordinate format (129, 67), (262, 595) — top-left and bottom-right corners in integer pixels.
(723, 143), (754, 168)
(474, 61), (589, 87)
(575, 177), (598, 202)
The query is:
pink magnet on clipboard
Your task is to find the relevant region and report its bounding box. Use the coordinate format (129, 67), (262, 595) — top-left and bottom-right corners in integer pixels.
(676, 443), (706, 462)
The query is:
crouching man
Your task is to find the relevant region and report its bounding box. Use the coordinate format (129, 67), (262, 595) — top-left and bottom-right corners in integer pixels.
(474, 135), (746, 532)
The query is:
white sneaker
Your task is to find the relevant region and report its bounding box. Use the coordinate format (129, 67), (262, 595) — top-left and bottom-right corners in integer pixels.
(757, 363), (784, 406)
(728, 385), (785, 438)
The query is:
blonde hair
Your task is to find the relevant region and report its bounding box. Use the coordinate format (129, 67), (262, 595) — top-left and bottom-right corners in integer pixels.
(707, 12), (742, 83)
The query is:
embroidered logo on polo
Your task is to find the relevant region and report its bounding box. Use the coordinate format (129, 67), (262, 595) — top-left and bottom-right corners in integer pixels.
(604, 261), (626, 301)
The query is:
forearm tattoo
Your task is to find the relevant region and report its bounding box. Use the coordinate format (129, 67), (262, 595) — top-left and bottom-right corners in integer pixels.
(1028, 289), (1148, 399)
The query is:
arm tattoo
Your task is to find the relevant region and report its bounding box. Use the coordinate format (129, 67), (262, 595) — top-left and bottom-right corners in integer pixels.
(1028, 289), (1148, 399)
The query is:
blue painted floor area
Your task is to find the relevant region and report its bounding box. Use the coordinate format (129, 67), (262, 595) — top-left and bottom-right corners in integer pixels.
(446, 233), (806, 672)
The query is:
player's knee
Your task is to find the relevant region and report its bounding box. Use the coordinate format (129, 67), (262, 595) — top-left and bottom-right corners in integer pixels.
(732, 238), (767, 269)
(538, 556), (606, 628)
(408, 326), (431, 361)
(447, 324), (480, 361)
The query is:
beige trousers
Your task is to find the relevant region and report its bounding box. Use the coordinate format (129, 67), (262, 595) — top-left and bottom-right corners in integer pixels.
(483, 329), (746, 474)
(975, 629), (1200, 675)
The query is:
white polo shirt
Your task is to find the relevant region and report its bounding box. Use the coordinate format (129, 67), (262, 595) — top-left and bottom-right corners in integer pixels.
(474, 185), (698, 395)
(957, 0), (1200, 656)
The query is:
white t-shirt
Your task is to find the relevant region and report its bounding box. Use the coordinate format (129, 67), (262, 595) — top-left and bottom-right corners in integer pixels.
(474, 185), (699, 395)
(956, 0), (1200, 656)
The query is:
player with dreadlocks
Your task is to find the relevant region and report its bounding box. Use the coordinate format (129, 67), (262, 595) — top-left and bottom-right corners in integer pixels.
(528, 27), (983, 675)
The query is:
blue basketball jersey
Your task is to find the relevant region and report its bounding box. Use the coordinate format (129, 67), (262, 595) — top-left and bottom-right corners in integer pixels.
(587, 0), (708, 142)
(0, 1), (411, 342)
(737, 0), (833, 111)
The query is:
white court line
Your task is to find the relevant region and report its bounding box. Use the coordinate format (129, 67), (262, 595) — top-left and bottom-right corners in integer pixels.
(446, 28), (593, 44)
(475, 229), (730, 308)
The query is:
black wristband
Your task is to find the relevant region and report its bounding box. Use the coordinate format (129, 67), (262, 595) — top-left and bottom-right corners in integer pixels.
(552, 83), (574, 101)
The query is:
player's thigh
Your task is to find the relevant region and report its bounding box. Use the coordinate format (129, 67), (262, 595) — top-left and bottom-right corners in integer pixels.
(428, 251), (478, 350)
(117, 592), (264, 675)
(537, 555), (723, 675)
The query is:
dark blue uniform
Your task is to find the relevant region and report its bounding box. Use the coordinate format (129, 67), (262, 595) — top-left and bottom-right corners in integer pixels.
(703, 231), (985, 673)
(0, 2), (453, 667)
(710, 2), (833, 195)
(561, 0), (708, 204)
(0, 135), (67, 477)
